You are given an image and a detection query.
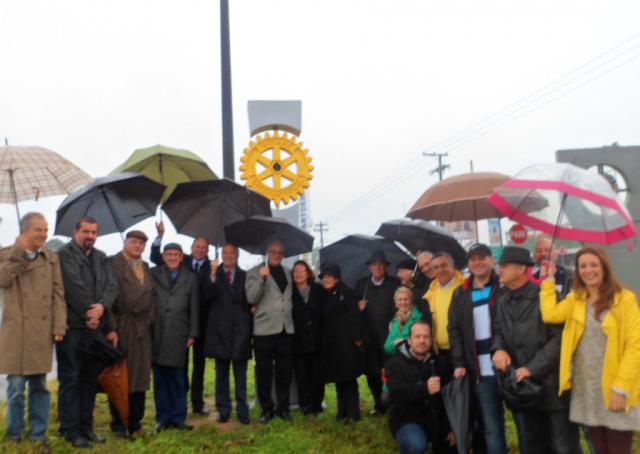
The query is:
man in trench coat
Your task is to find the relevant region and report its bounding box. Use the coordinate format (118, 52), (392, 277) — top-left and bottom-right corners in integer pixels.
(109, 230), (155, 437)
(0, 212), (66, 446)
(151, 243), (199, 432)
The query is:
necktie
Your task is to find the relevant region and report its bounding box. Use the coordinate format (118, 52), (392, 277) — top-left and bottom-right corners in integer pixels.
(194, 261), (200, 274)
(227, 269), (233, 284)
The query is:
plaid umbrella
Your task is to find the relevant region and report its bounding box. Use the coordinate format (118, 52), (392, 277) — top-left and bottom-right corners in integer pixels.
(0, 145), (93, 223)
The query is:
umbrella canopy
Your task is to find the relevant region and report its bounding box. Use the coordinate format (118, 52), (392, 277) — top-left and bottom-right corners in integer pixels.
(162, 178), (272, 246)
(376, 218), (466, 269)
(488, 163), (636, 245)
(98, 360), (129, 428)
(111, 144), (217, 202)
(442, 375), (471, 454)
(408, 172), (513, 221)
(55, 172), (166, 237)
(224, 215), (314, 257)
(319, 234), (411, 289)
(0, 145), (93, 223)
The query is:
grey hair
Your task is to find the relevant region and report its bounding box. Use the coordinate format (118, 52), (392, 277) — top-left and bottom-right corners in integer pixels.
(432, 251), (454, 266)
(417, 251), (434, 260)
(266, 239), (285, 253)
(20, 212), (45, 233)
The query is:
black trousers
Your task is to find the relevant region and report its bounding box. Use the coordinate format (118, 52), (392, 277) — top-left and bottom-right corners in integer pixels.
(215, 359), (249, 420)
(520, 408), (582, 454)
(109, 392), (146, 433)
(190, 335), (207, 411)
(253, 331), (293, 415)
(294, 352), (324, 414)
(363, 348), (383, 411)
(56, 328), (100, 441)
(336, 379), (360, 421)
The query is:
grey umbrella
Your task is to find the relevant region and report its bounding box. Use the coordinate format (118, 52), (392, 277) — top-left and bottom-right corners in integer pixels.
(224, 215), (314, 257)
(162, 178), (272, 246)
(443, 375), (471, 454)
(319, 234), (410, 289)
(55, 172), (166, 237)
(376, 218), (466, 269)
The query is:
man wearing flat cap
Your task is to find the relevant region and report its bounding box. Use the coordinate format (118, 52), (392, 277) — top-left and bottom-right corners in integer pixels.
(150, 243), (199, 432)
(108, 230), (155, 437)
(492, 246), (580, 454)
(354, 250), (400, 415)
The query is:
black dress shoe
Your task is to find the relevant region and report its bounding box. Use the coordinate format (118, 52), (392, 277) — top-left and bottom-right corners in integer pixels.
(277, 412), (292, 422)
(84, 432), (106, 444)
(193, 408), (210, 417)
(217, 414), (230, 423)
(259, 411), (274, 424)
(238, 416), (250, 425)
(113, 428), (130, 438)
(70, 437), (92, 449)
(171, 422), (194, 431)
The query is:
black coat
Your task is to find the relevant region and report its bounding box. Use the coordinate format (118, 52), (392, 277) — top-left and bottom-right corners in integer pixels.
(203, 266), (252, 361)
(492, 281), (568, 411)
(448, 272), (500, 380)
(292, 282), (324, 354)
(385, 344), (452, 447)
(58, 241), (119, 330)
(354, 275), (399, 372)
(319, 284), (364, 383)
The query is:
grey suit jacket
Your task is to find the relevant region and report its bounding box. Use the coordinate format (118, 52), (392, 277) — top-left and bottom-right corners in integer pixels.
(245, 264), (294, 336)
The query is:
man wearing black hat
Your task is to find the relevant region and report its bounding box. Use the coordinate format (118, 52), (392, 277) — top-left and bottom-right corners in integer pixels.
(492, 246), (581, 454)
(396, 259), (432, 327)
(150, 243), (199, 432)
(448, 243), (507, 453)
(354, 251), (400, 415)
(108, 230), (154, 437)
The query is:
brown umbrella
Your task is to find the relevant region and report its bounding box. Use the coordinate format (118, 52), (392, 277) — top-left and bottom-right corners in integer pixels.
(98, 360), (129, 427)
(0, 145), (93, 224)
(407, 172), (512, 221)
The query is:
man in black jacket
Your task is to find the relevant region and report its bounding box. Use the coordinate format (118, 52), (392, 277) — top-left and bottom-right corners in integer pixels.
(57, 217), (119, 448)
(448, 243), (507, 454)
(492, 246), (581, 454)
(355, 251), (400, 415)
(150, 221), (213, 416)
(203, 243), (252, 424)
(385, 320), (454, 454)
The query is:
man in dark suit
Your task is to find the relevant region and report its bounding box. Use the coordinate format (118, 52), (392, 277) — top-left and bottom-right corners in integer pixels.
(203, 243), (252, 424)
(150, 221), (212, 416)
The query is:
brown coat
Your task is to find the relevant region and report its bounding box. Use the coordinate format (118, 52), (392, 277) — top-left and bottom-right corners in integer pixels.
(110, 252), (155, 392)
(0, 245), (66, 375)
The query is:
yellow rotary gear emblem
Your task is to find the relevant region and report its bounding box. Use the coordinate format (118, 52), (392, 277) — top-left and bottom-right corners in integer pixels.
(240, 131), (313, 206)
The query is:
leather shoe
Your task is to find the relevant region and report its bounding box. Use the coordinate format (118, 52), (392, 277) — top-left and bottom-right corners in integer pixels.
(83, 432), (106, 444)
(171, 422), (194, 431)
(70, 437), (91, 449)
(277, 412), (292, 422)
(259, 410), (274, 424)
(113, 428), (130, 438)
(193, 407), (210, 417)
(238, 416), (250, 425)
(217, 414), (230, 423)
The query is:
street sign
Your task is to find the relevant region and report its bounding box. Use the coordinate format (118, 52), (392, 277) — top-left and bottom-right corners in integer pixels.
(509, 224), (528, 244)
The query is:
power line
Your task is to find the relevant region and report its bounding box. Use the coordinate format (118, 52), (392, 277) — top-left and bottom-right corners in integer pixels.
(313, 221), (329, 249)
(423, 151), (450, 181)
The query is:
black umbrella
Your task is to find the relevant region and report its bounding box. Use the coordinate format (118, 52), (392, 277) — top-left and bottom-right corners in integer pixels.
(376, 218), (466, 269)
(162, 178), (272, 246)
(55, 172), (166, 237)
(319, 234), (410, 289)
(442, 375), (471, 454)
(224, 215), (314, 257)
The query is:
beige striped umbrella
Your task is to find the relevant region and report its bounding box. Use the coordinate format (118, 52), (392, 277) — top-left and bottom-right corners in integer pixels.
(0, 145), (93, 223)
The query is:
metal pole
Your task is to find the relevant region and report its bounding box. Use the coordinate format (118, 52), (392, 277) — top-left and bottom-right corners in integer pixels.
(220, 0), (235, 180)
(8, 170), (21, 227)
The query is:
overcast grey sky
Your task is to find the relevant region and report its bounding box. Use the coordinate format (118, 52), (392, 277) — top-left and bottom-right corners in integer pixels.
(1, 0), (640, 258)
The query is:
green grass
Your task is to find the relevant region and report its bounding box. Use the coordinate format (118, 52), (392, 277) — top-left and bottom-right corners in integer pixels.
(0, 360), (638, 453)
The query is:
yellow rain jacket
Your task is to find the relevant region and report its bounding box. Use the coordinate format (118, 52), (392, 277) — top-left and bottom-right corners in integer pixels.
(424, 271), (465, 351)
(540, 279), (640, 409)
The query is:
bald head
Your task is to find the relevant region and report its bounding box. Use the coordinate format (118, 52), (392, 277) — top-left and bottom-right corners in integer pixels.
(533, 237), (552, 265)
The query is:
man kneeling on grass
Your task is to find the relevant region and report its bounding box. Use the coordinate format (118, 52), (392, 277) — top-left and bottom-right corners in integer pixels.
(385, 320), (455, 454)
(151, 243), (199, 432)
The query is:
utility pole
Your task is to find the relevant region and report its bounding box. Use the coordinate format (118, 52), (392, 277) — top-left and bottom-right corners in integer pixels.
(423, 151), (450, 181)
(220, 0), (235, 180)
(313, 221), (329, 249)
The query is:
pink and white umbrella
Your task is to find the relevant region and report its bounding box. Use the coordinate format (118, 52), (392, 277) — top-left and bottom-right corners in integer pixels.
(488, 163), (636, 245)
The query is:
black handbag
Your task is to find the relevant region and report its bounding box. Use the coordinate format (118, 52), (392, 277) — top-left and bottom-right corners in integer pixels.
(496, 365), (543, 412)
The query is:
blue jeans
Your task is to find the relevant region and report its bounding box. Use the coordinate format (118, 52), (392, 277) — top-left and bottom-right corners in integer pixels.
(153, 364), (187, 425)
(474, 375), (508, 454)
(6, 374), (50, 441)
(396, 423), (428, 454)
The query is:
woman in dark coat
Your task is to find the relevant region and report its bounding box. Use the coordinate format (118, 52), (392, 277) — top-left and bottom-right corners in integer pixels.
(291, 260), (325, 415)
(319, 263), (364, 422)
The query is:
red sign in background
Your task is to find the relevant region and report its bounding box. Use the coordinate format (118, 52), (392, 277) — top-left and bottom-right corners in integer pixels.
(509, 224), (528, 244)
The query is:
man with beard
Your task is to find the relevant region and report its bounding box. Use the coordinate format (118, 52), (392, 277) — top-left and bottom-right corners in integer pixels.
(109, 230), (155, 437)
(355, 251), (400, 415)
(57, 217), (119, 448)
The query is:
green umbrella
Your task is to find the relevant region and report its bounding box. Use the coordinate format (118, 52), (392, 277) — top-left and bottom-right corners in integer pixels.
(110, 144), (217, 202)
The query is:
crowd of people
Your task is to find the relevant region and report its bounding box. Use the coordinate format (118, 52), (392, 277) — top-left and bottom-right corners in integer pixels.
(0, 212), (639, 454)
